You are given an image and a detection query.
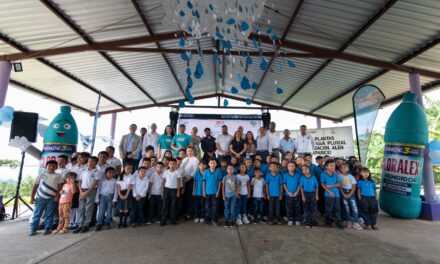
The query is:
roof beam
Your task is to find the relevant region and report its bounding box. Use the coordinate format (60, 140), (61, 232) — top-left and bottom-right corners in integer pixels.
(41, 0), (157, 104)
(1, 45), (318, 61)
(340, 79), (440, 120)
(309, 35), (440, 114)
(251, 0), (304, 100)
(0, 31), (127, 109)
(131, 0), (187, 100)
(251, 34), (440, 79)
(10, 79), (94, 114)
(280, 0), (399, 107)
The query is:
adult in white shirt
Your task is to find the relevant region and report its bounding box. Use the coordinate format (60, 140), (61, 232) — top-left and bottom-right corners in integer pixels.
(256, 127), (272, 162)
(295, 125), (316, 157)
(143, 123), (160, 156)
(180, 147), (200, 219)
(267, 122), (281, 160)
(216, 125), (233, 162)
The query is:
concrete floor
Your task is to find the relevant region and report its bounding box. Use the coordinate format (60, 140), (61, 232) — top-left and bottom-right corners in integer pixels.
(1, 213), (439, 264)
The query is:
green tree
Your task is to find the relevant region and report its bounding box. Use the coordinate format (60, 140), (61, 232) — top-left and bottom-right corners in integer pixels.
(365, 131), (384, 180)
(0, 159), (19, 169)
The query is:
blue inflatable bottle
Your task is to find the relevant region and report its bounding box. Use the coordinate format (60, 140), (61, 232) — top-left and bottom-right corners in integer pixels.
(379, 92), (428, 219)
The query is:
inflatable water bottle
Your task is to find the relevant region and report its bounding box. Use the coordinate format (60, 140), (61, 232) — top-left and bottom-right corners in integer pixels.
(39, 106), (78, 174)
(379, 92), (428, 219)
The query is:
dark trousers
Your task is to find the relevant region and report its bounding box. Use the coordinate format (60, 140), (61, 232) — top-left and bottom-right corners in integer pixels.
(236, 194), (248, 215)
(130, 197), (145, 224)
(123, 155), (138, 171)
(317, 186), (325, 215)
(205, 195), (218, 223)
(268, 197), (280, 222)
(194, 196), (205, 219)
(259, 150), (269, 163)
(253, 198), (264, 222)
(143, 194), (150, 222)
(161, 188), (177, 224)
(303, 192), (317, 224)
(176, 187), (183, 219)
(184, 180), (194, 217)
(359, 196), (378, 227)
(148, 195), (162, 223)
(285, 195), (302, 222)
(325, 197), (342, 225)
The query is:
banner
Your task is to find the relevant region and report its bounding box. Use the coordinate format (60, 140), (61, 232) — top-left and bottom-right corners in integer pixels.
(287, 126), (355, 157)
(353, 85), (385, 166)
(178, 114), (261, 138)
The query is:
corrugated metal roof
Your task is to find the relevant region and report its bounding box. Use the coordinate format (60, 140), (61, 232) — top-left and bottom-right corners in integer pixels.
(0, 0), (438, 120)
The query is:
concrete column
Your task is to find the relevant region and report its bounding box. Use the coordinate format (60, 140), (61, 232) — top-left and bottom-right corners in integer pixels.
(0, 61), (12, 108)
(110, 113), (117, 146)
(316, 117), (321, 129)
(409, 72), (436, 203)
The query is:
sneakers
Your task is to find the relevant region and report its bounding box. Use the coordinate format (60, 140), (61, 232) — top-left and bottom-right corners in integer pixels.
(224, 221), (230, 228)
(105, 224), (112, 230)
(242, 216), (249, 224)
(43, 229), (52, 235)
(347, 221), (354, 229)
(194, 218), (200, 223)
(211, 221), (218, 226)
(295, 221), (301, 226)
(80, 226), (89, 233)
(287, 221), (293, 226)
(353, 223), (363, 230)
(364, 226), (373, 230)
(236, 218), (243, 226)
(200, 218), (205, 223)
(230, 221), (236, 227)
(146, 222), (152, 225)
(95, 225), (102, 231)
(73, 227), (82, 234)
(372, 226), (379, 230)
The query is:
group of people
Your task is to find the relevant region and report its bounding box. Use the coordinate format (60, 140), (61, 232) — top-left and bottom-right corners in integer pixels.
(28, 122), (378, 236)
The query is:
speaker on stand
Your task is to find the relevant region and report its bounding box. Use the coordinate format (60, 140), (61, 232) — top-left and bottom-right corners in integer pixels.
(262, 111), (271, 130)
(5, 111), (39, 219)
(169, 108), (179, 133)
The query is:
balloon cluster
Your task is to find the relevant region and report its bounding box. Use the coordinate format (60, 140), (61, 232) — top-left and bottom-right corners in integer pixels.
(163, 0), (297, 107)
(0, 106), (14, 126)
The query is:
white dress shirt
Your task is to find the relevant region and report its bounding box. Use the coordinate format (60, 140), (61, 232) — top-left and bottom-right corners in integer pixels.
(267, 130), (281, 149)
(79, 168), (102, 189)
(95, 178), (118, 202)
(143, 132), (160, 154)
(163, 169), (181, 189)
(256, 134), (272, 152)
(181, 156), (200, 179)
(295, 134), (316, 153)
(216, 134), (233, 156)
(132, 175), (149, 198)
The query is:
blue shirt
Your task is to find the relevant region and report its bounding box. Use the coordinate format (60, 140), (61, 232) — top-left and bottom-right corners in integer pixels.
(260, 164), (269, 177)
(313, 165), (325, 182)
(171, 133), (193, 155)
(220, 168), (228, 177)
(158, 134), (173, 150)
(203, 168), (222, 195)
(265, 173), (282, 197)
(193, 170), (204, 196)
(320, 172), (340, 198)
(279, 137), (295, 153)
(357, 180), (376, 197)
(295, 166), (304, 177)
(283, 172), (300, 195)
(246, 166), (254, 180)
(300, 175), (319, 192)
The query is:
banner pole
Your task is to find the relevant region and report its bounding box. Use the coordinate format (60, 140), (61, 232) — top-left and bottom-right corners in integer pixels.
(90, 91), (102, 155)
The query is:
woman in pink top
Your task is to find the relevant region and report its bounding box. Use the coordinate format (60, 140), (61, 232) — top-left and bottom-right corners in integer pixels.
(55, 172), (77, 234)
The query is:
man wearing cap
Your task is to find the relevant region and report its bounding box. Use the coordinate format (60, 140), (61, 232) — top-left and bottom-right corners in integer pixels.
(171, 124), (193, 157)
(215, 125), (233, 163)
(201, 127), (216, 163)
(295, 125), (316, 158)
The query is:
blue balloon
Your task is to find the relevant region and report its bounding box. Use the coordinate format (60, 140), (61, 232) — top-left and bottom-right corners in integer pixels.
(179, 38), (186, 48)
(287, 60), (296, 68)
(276, 87), (284, 94)
(241, 76), (251, 90)
(252, 38), (258, 48)
(186, 77), (193, 89)
(231, 86), (239, 94)
(226, 18), (236, 25)
(225, 40), (232, 51)
(241, 21), (249, 31)
(187, 1), (193, 9)
(0, 106), (14, 122)
(181, 52), (189, 61)
(194, 9), (200, 19)
(179, 10), (185, 17)
(245, 98), (252, 105)
(260, 58), (268, 71)
(178, 99), (186, 108)
(216, 31), (224, 39)
(246, 55), (252, 65)
(188, 95), (195, 105)
(186, 67), (191, 76)
(252, 82), (258, 90)
(223, 99), (229, 107)
(266, 27), (273, 34)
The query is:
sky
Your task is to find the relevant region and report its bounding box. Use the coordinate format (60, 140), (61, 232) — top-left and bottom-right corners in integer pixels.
(1, 83), (439, 181)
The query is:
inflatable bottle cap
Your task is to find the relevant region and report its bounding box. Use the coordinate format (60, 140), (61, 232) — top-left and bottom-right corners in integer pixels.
(60, 105), (71, 113)
(402, 92), (417, 103)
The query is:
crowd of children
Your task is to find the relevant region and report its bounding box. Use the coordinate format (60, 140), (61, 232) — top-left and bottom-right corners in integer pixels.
(29, 146), (379, 236)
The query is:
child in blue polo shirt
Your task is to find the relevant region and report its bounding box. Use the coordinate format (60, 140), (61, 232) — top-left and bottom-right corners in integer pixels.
(300, 165), (319, 228)
(283, 161), (301, 226)
(203, 158), (222, 225)
(265, 162), (283, 225)
(193, 161), (207, 223)
(321, 160), (343, 229)
(357, 167), (378, 230)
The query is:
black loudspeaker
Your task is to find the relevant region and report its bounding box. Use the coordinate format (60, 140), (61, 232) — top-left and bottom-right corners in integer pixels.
(262, 112), (271, 130)
(10, 112), (39, 143)
(169, 111), (179, 132)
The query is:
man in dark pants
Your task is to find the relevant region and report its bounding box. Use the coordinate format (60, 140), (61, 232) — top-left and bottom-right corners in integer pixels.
(200, 128), (216, 164)
(119, 124), (142, 171)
